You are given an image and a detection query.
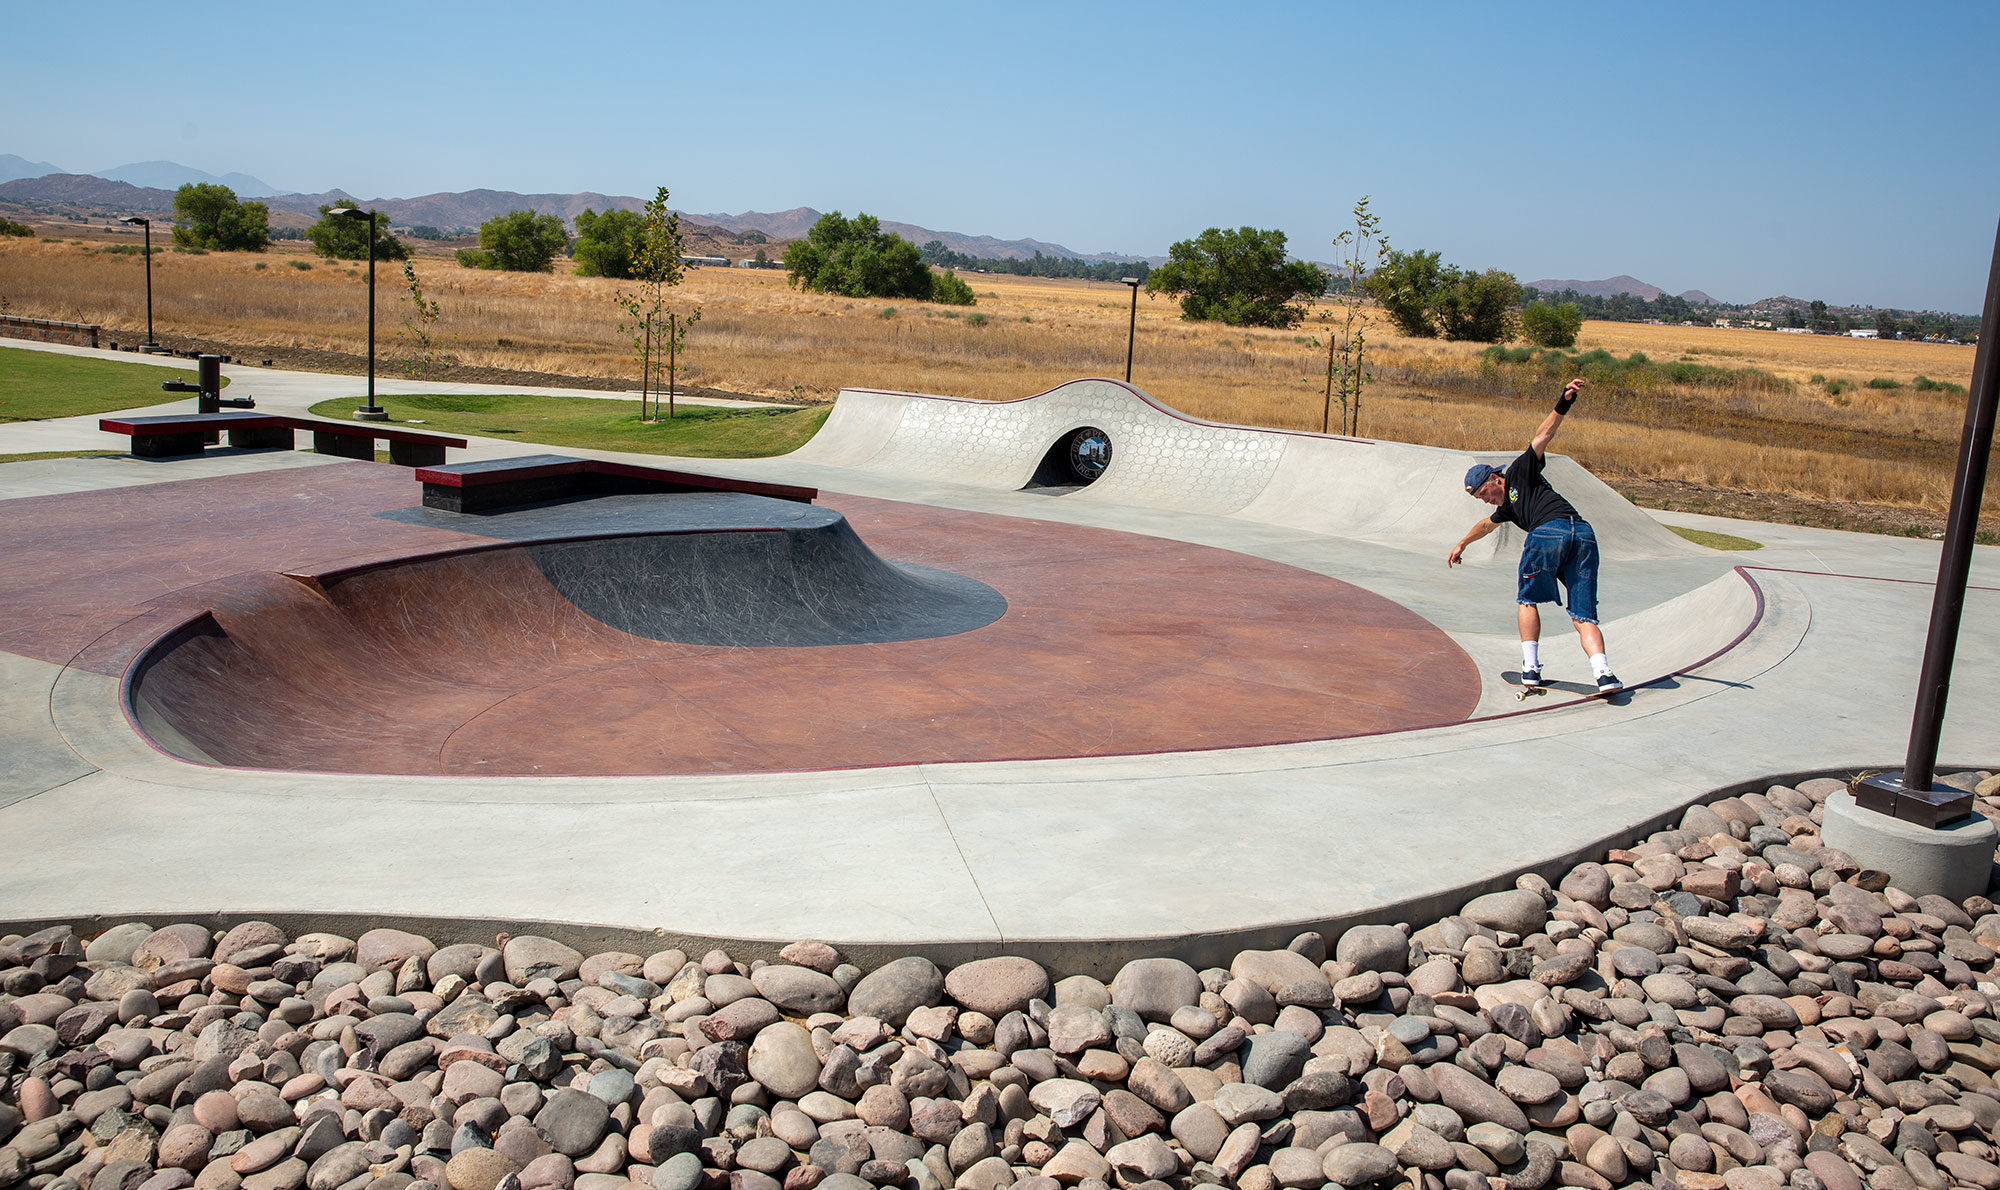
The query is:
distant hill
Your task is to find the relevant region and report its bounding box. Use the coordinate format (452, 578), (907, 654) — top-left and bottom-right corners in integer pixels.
(0, 173), (173, 211)
(0, 154), (66, 184)
(1526, 275), (1726, 306)
(95, 160), (284, 198)
(696, 207), (1140, 263)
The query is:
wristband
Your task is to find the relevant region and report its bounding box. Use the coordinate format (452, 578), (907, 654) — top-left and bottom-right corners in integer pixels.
(1554, 392), (1576, 415)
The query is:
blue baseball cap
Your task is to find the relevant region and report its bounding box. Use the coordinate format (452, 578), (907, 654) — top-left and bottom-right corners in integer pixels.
(1464, 463), (1501, 492)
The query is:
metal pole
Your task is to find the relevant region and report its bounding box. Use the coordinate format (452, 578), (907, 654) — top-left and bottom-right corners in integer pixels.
(363, 213), (379, 415)
(1899, 217), (2000, 793)
(142, 221), (155, 349)
(1124, 279), (1139, 382)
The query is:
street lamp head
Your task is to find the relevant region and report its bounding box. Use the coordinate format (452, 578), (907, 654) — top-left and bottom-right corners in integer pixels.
(328, 207), (370, 222)
(1120, 277), (1140, 288)
(120, 216), (149, 227)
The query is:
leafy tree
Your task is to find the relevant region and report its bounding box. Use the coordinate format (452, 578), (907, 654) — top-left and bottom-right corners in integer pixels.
(1808, 299), (1835, 333)
(785, 212), (937, 301)
(171, 183), (269, 251)
(306, 205), (408, 261)
(1145, 227), (1327, 328)
(616, 187), (699, 420)
(1364, 248), (1445, 336)
(931, 269), (975, 306)
(571, 207), (645, 278)
(1365, 249), (1520, 342)
(1322, 196), (1388, 436)
(0, 217), (32, 237)
(1520, 301), (1584, 348)
(394, 261), (453, 380)
(457, 209), (568, 272)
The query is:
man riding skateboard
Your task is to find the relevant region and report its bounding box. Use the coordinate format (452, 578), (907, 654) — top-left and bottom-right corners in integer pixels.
(1448, 378), (1621, 694)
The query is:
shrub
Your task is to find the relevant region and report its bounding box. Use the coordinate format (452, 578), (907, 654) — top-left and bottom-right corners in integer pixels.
(254, 261), (267, 270)
(0, 217), (33, 237)
(1519, 301), (1582, 348)
(1866, 377), (1901, 389)
(879, 307), (896, 319)
(931, 269), (976, 306)
(965, 312), (989, 327)
(290, 260), (312, 271)
(1824, 378), (1854, 395)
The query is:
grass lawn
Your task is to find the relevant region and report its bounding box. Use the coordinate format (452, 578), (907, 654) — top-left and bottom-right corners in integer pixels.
(1667, 525), (1763, 551)
(0, 450), (125, 464)
(305, 393), (829, 458)
(0, 347), (216, 421)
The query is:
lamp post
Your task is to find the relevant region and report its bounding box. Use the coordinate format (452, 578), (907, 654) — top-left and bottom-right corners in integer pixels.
(118, 216), (158, 351)
(1120, 277), (1141, 382)
(328, 207), (386, 420)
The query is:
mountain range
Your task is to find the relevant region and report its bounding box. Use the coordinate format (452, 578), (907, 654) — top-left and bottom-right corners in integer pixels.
(1525, 275), (1723, 306)
(6, 156), (1759, 301)
(0, 154), (281, 197)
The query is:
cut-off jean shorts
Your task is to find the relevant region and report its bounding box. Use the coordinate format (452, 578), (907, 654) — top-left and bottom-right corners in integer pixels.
(1517, 517), (1600, 624)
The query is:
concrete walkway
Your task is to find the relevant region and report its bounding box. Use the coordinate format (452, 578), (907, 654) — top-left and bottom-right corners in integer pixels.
(0, 343), (1993, 975)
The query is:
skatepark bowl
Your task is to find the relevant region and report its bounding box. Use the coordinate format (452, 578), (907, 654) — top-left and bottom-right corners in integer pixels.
(101, 479), (1487, 777)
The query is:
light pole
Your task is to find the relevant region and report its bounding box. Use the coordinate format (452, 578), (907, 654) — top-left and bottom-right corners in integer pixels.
(328, 207), (385, 420)
(118, 216), (158, 351)
(1120, 277), (1140, 382)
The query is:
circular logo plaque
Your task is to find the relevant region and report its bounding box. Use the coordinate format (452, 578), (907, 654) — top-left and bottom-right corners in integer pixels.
(1067, 426), (1112, 483)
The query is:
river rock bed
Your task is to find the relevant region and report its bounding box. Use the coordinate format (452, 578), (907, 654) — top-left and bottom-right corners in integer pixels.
(6, 774), (2000, 1190)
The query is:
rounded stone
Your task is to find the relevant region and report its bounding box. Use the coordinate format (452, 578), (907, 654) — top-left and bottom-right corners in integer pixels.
(1109, 957), (1204, 1021)
(1335, 925), (1409, 973)
(846, 956), (943, 1027)
(944, 957), (1052, 1019)
(746, 1021), (822, 1100)
(445, 1148), (521, 1190)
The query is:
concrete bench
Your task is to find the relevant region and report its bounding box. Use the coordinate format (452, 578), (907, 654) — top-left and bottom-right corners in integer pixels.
(101, 413), (467, 465)
(99, 412), (296, 457)
(284, 418), (468, 467)
(415, 454), (817, 513)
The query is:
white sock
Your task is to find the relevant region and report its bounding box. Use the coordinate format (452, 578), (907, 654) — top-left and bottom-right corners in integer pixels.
(1522, 642), (1541, 670)
(1590, 653), (1610, 677)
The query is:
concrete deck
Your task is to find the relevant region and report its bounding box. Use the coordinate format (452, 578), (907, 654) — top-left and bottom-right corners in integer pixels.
(1, 344), (1994, 976)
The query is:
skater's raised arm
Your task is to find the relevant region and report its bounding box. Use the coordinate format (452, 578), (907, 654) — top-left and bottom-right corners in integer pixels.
(1530, 378), (1585, 458)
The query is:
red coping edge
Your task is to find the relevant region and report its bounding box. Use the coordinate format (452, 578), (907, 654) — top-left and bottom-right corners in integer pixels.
(100, 413), (467, 447)
(414, 457), (816, 504)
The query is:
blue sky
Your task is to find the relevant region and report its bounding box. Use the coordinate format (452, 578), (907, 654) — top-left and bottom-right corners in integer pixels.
(10, 1), (1999, 312)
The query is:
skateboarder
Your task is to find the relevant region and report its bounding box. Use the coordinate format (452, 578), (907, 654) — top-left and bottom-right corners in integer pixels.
(1447, 378), (1621, 693)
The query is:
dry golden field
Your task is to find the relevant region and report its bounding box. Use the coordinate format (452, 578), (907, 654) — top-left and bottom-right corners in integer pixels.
(1, 231), (1990, 533)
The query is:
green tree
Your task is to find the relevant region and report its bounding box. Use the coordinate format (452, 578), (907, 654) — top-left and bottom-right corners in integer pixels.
(931, 269), (976, 306)
(1808, 299), (1834, 333)
(571, 207), (645, 278)
(1874, 310), (1899, 339)
(1364, 248), (1445, 336)
(1322, 196), (1388, 436)
(457, 209), (568, 272)
(394, 261), (453, 380)
(785, 212), (941, 301)
(1520, 301), (1584, 348)
(306, 205), (408, 261)
(616, 187), (700, 420)
(1146, 227), (1327, 328)
(171, 183), (269, 251)
(1434, 269), (1520, 341)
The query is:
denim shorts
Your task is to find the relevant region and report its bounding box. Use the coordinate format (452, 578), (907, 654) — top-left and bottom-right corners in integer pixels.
(1517, 518), (1600, 623)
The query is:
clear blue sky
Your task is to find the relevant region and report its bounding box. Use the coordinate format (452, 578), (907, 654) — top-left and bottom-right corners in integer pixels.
(10, 1), (1999, 312)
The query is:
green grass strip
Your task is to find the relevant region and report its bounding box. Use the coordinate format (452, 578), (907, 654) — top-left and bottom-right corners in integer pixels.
(0, 346), (219, 421)
(305, 392), (828, 458)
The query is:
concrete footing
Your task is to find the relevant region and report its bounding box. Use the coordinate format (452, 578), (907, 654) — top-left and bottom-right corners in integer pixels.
(1821, 790), (1998, 901)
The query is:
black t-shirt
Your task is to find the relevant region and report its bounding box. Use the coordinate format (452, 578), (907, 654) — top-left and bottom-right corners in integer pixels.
(1487, 447), (1580, 531)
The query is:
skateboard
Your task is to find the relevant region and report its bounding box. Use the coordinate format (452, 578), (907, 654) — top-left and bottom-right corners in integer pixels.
(1502, 670), (1628, 704)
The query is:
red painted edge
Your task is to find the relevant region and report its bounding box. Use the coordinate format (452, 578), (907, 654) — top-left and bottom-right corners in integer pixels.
(413, 458), (816, 504)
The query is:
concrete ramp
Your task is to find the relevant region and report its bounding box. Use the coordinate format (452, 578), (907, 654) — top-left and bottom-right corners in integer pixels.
(794, 378), (1703, 561)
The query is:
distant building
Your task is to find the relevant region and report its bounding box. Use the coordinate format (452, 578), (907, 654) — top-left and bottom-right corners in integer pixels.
(1848, 329), (1878, 338)
(679, 255), (728, 268)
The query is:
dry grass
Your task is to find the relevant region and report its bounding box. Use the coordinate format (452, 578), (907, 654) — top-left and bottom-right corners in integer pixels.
(2, 233), (1989, 528)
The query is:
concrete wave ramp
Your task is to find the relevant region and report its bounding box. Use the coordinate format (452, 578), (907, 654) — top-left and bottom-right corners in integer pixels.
(791, 378), (1704, 562)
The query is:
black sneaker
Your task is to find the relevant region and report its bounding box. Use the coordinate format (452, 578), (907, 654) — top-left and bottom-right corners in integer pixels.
(1596, 671), (1623, 693)
(1521, 667), (1545, 687)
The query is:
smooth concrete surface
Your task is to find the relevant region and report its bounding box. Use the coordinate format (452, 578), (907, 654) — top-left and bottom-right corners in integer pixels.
(1, 348), (1995, 973)
(1821, 791), (2000, 902)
